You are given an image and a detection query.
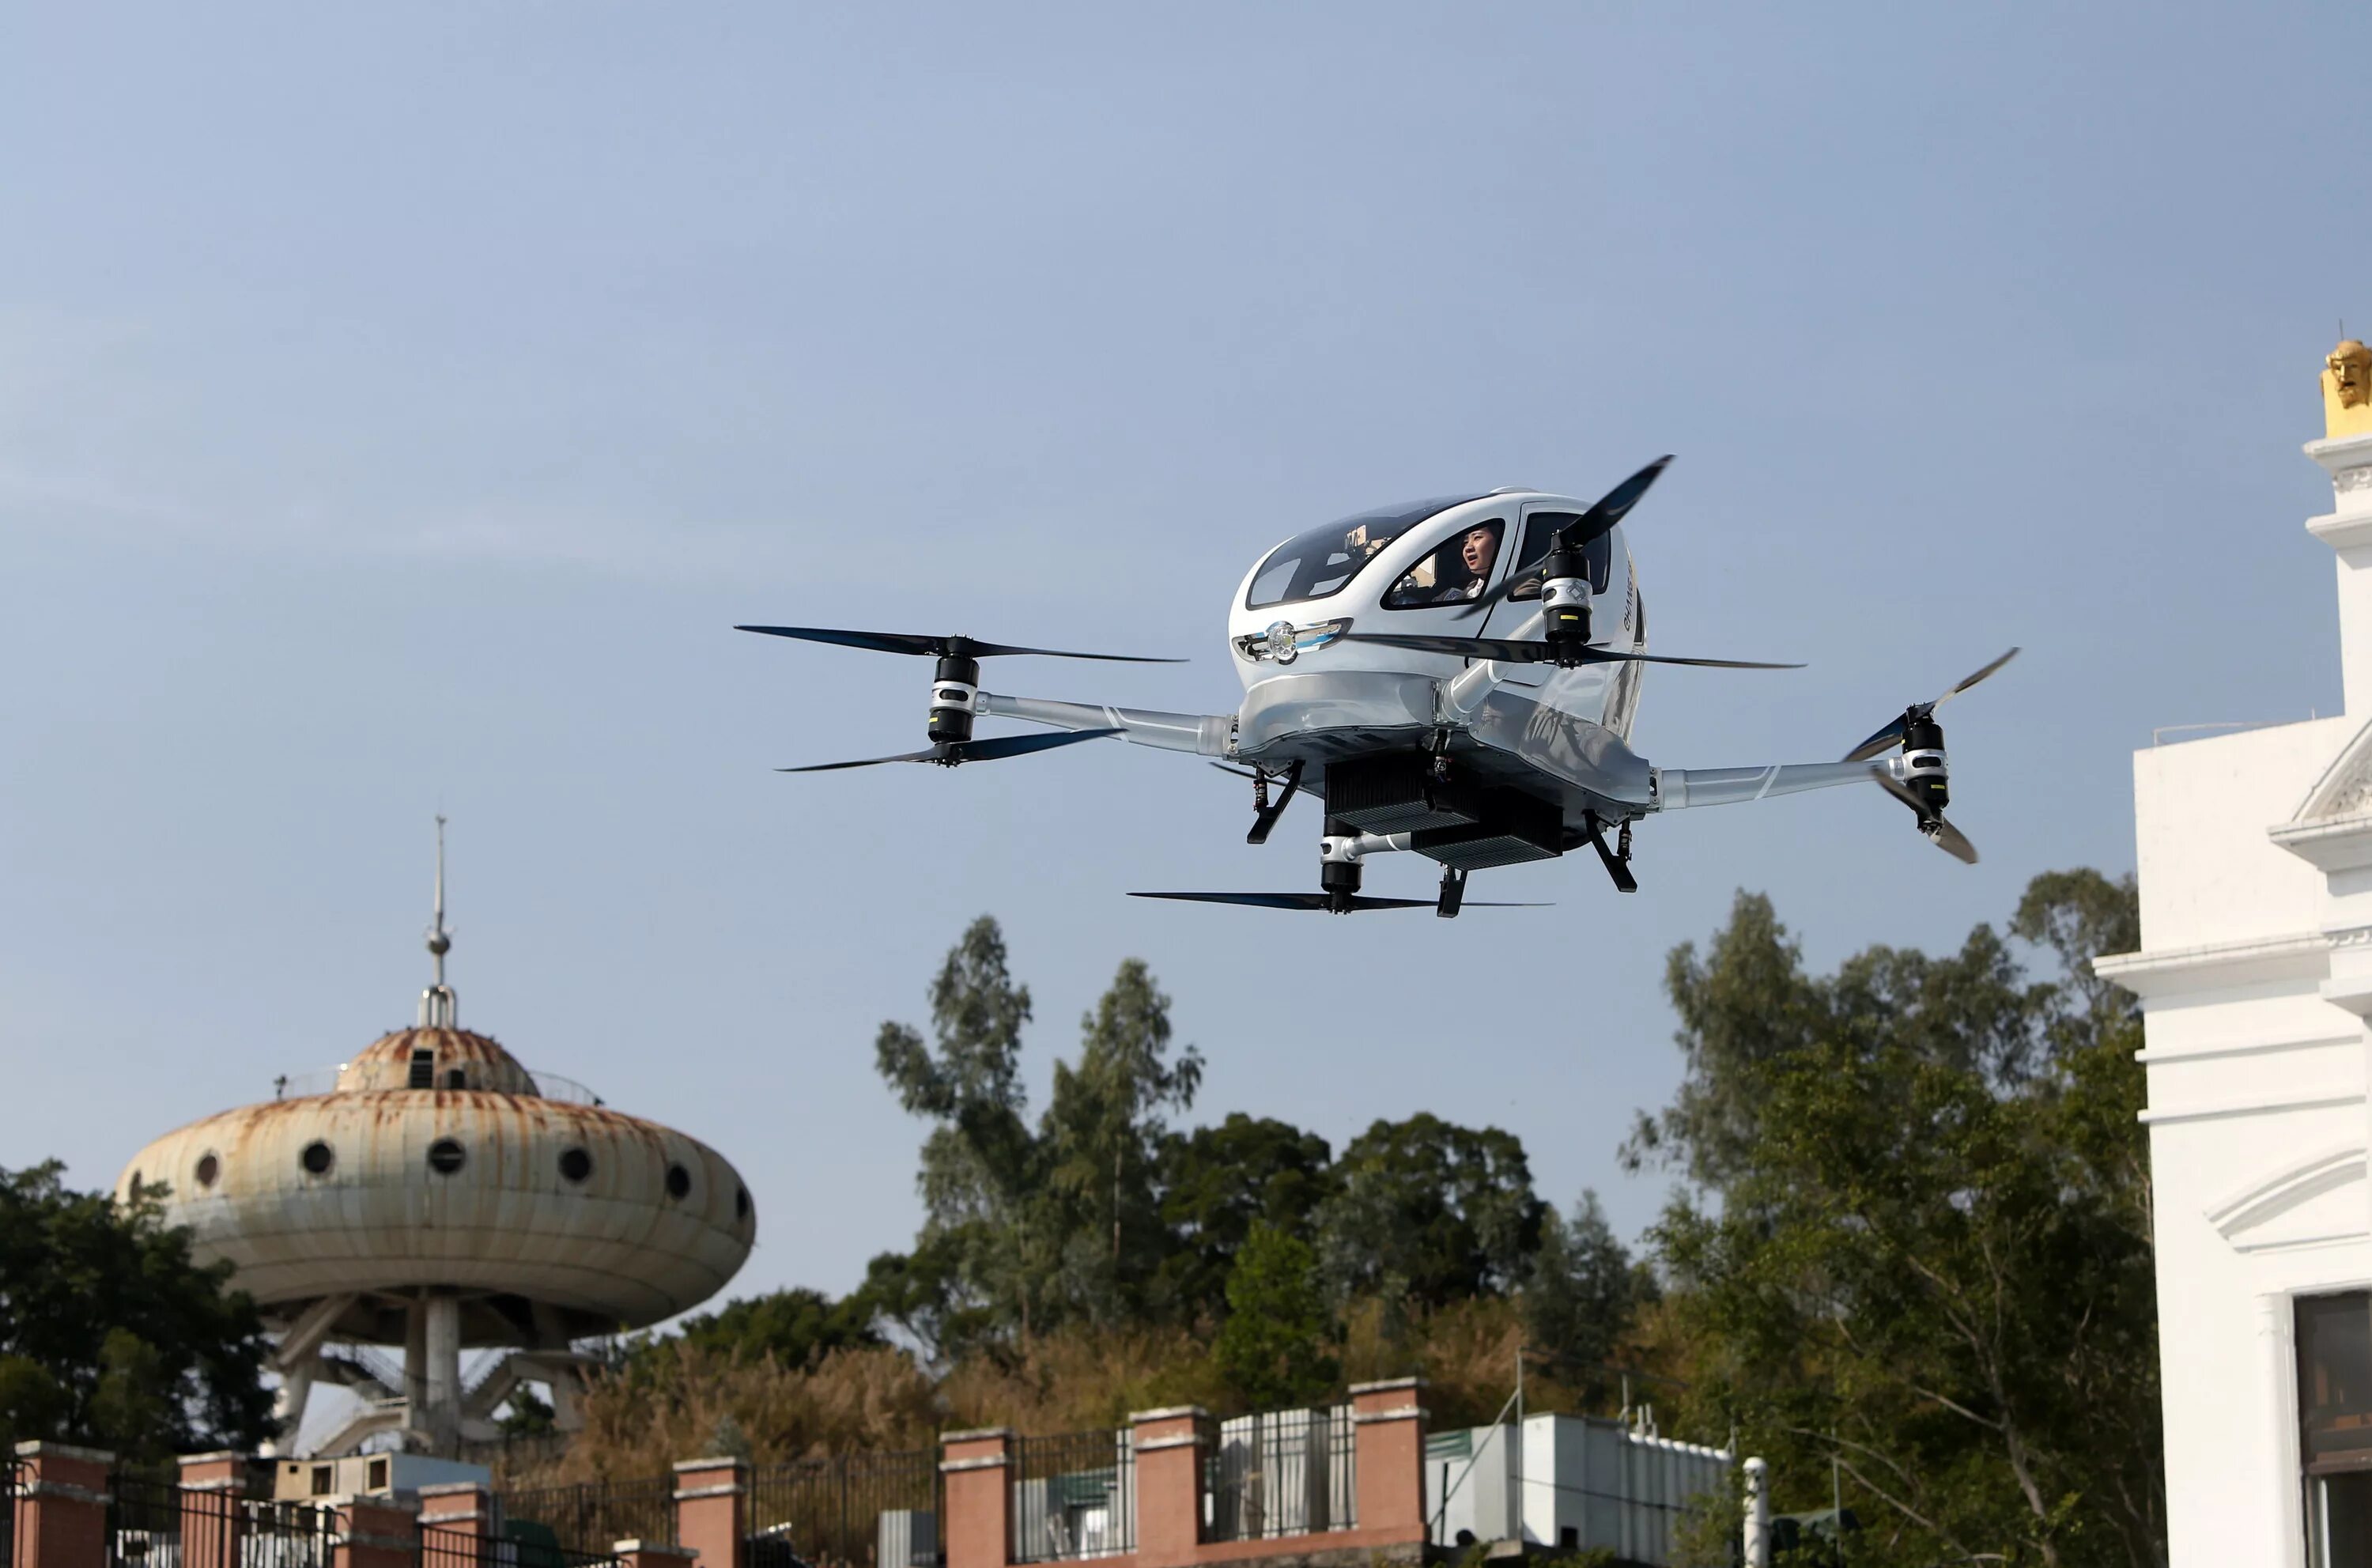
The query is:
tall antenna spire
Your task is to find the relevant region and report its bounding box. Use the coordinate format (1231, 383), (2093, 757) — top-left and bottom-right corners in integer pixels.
(418, 814), (457, 1028)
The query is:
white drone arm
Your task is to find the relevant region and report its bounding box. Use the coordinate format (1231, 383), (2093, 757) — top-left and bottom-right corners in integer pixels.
(976, 691), (1234, 757)
(1649, 760), (1880, 810)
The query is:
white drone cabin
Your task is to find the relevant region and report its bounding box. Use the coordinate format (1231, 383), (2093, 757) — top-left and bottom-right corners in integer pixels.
(2098, 338), (2372, 1566)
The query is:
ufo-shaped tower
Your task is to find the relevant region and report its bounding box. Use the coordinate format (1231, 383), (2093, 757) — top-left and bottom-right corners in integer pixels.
(117, 822), (754, 1457)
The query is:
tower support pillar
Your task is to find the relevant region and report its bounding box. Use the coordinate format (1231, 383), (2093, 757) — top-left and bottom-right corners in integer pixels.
(422, 1294), (462, 1456)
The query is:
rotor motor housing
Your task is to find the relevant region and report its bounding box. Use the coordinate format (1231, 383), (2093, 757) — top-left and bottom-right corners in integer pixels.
(1903, 715), (1949, 811)
(927, 655), (981, 744)
(1542, 569), (1593, 653)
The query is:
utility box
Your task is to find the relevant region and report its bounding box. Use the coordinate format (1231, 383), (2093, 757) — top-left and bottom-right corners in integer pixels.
(272, 1453), (491, 1502)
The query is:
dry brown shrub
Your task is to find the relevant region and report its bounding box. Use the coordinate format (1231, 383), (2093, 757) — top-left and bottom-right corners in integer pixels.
(488, 1303), (1649, 1486)
(936, 1324), (1228, 1433)
(512, 1343), (941, 1485)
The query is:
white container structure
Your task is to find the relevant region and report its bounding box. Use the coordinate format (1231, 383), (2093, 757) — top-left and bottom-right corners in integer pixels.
(1426, 1415), (1732, 1568)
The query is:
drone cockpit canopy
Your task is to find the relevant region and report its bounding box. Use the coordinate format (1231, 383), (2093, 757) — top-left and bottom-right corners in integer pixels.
(1241, 493), (1496, 611)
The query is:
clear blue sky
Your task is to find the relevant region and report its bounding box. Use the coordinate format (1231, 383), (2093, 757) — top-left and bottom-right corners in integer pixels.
(6, 2), (2367, 1305)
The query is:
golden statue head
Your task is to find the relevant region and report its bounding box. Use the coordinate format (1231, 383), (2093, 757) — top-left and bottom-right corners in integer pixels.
(2324, 338), (2372, 438)
(2334, 340), (2372, 409)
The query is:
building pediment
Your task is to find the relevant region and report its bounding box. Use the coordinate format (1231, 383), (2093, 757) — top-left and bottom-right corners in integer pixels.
(2208, 1143), (2370, 1253)
(2273, 715), (2372, 869)
(2290, 713), (2372, 824)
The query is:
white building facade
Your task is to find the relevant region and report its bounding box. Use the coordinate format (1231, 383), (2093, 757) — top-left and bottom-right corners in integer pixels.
(2099, 341), (2372, 1566)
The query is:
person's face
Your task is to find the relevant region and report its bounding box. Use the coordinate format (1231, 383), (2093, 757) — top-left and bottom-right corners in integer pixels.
(1460, 528), (1497, 577)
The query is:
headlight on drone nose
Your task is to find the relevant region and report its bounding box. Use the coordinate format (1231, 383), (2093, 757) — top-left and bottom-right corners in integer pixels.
(1234, 618), (1352, 665)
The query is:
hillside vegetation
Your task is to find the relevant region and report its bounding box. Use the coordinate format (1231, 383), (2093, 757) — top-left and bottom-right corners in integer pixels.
(503, 875), (2162, 1568)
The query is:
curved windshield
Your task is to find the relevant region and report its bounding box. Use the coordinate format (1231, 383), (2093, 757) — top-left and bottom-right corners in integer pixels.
(1245, 493), (1492, 610)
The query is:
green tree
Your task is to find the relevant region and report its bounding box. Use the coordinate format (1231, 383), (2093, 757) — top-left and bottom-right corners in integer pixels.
(1644, 873), (2161, 1568)
(1157, 1115), (1337, 1324)
(0, 1162), (274, 1461)
(874, 916), (1051, 1342)
(876, 922), (1211, 1344)
(1214, 1223), (1339, 1410)
(1315, 1114), (1543, 1310)
(497, 1382), (557, 1438)
(663, 1287), (885, 1368)
(1042, 961), (1204, 1322)
(856, 1237), (990, 1362)
(1520, 1191), (1637, 1392)
(1619, 891), (1828, 1188)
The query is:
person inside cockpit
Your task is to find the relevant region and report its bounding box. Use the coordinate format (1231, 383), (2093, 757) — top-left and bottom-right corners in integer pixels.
(1442, 525), (1500, 599)
(1388, 523), (1501, 606)
(1386, 523), (1502, 607)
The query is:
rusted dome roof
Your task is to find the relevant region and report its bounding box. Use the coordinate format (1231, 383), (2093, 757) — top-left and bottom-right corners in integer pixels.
(336, 1026), (541, 1095)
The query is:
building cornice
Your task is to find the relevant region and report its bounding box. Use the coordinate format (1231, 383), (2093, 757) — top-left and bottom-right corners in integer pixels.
(2271, 812), (2372, 871)
(2092, 931), (2330, 997)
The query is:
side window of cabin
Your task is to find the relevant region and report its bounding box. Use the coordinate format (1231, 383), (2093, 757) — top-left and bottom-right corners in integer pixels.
(1383, 520), (1505, 610)
(1507, 513), (1614, 599)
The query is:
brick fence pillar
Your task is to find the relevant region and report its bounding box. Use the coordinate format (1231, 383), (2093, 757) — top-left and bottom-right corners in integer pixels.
(1128, 1407), (1206, 1566)
(617, 1540), (701, 1568)
(672, 1457), (746, 1568)
(418, 1482), (494, 1554)
(939, 1429), (1011, 1568)
(178, 1451), (255, 1568)
(334, 1493), (420, 1568)
(13, 1442), (114, 1568)
(1350, 1379), (1428, 1538)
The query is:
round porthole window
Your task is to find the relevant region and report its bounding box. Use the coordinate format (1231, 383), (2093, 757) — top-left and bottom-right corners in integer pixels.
(195, 1154), (221, 1189)
(559, 1148), (593, 1184)
(665, 1163), (692, 1200)
(426, 1139), (466, 1176)
(735, 1185), (751, 1222)
(300, 1142), (334, 1177)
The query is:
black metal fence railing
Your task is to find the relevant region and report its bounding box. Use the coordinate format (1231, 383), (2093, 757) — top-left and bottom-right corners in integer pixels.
(421, 1523), (625, 1568)
(106, 1470), (183, 1568)
(495, 1478), (677, 1554)
(1008, 1430), (1134, 1563)
(1206, 1407), (1356, 1543)
(107, 1472), (338, 1568)
(744, 1447), (940, 1568)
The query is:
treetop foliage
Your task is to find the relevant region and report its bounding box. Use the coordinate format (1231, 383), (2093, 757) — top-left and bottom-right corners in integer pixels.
(0, 1161), (276, 1460)
(1645, 870), (2159, 1568)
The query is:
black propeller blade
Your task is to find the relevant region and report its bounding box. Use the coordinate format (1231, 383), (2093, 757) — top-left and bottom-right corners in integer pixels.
(1456, 455), (1674, 620)
(1872, 768), (1979, 864)
(780, 728), (1122, 773)
(736, 625), (1184, 663)
(1842, 648), (2021, 761)
(1340, 632), (1801, 671)
(1131, 891), (1546, 912)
